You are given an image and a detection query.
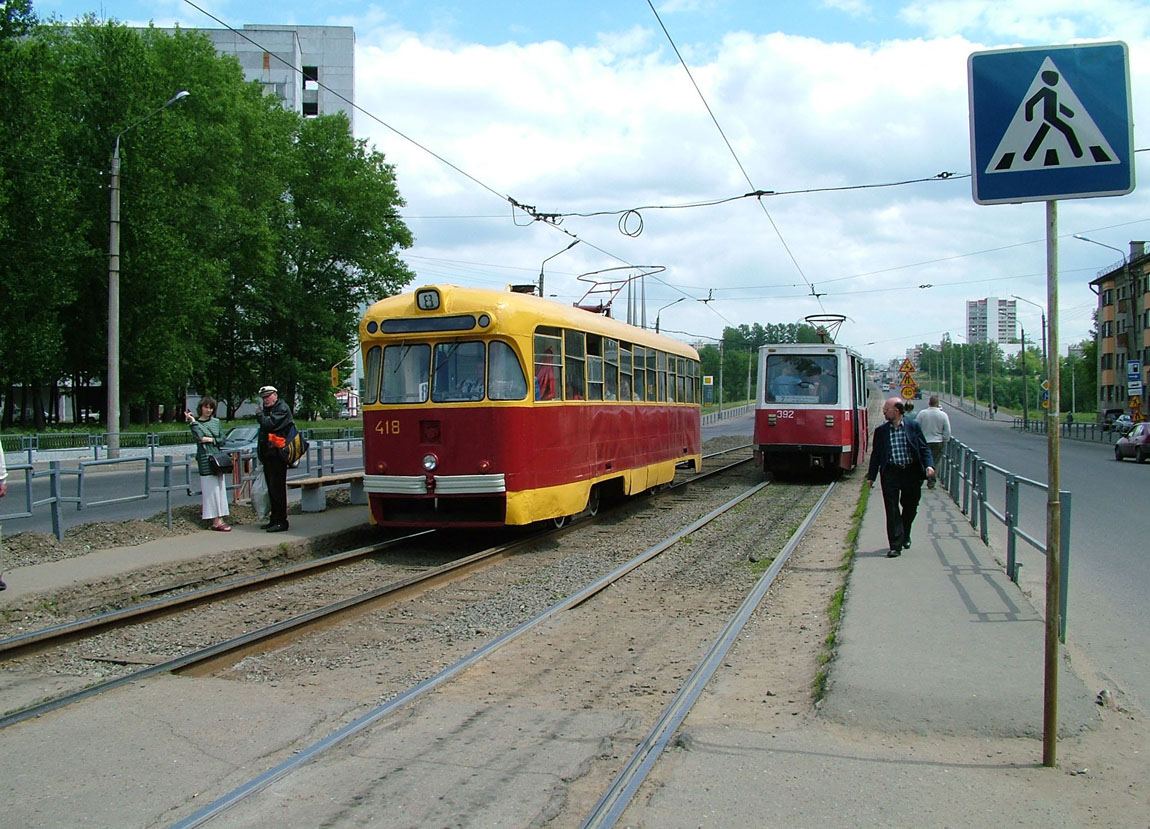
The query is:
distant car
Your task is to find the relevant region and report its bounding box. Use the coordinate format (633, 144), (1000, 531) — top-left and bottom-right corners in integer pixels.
(337, 409), (357, 419)
(1109, 414), (1135, 435)
(913, 388), (923, 399)
(222, 424), (259, 453)
(1114, 422), (1150, 462)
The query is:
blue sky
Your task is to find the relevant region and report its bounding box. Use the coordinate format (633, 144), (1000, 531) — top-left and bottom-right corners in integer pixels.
(29, 0), (1150, 364)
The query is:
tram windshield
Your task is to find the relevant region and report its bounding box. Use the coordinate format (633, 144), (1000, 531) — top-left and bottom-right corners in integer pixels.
(368, 340), (528, 404)
(765, 354), (838, 404)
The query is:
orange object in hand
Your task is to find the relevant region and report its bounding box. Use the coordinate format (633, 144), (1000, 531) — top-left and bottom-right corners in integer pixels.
(268, 433), (286, 448)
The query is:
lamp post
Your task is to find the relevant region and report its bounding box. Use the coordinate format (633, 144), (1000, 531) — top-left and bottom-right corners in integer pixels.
(1012, 294), (1048, 381)
(654, 297), (685, 333)
(538, 239), (580, 299)
(1074, 234), (1132, 420)
(107, 90), (189, 457)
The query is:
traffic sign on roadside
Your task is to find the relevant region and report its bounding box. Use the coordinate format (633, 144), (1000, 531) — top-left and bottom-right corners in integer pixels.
(968, 42), (1134, 204)
(901, 386), (915, 400)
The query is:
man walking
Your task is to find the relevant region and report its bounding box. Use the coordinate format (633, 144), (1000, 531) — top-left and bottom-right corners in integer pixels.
(916, 395), (951, 490)
(867, 397), (935, 558)
(256, 385), (294, 532)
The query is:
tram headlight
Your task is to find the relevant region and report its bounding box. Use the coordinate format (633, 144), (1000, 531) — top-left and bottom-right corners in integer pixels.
(421, 453), (439, 472)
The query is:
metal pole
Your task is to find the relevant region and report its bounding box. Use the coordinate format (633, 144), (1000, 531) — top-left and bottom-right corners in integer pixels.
(1043, 199), (1062, 768)
(1021, 327), (1029, 429)
(106, 90), (189, 459)
(107, 140), (123, 458)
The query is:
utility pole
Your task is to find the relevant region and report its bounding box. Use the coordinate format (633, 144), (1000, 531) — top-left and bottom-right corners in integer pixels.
(1021, 327), (1029, 429)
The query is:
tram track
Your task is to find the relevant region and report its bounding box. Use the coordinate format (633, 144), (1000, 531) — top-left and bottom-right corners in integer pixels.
(0, 451), (757, 729)
(171, 476), (834, 828)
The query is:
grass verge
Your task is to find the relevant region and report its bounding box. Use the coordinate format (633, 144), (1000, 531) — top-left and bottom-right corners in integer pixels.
(813, 479), (871, 703)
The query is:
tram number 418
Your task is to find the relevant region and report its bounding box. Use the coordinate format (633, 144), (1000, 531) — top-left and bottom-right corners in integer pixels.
(374, 420), (401, 435)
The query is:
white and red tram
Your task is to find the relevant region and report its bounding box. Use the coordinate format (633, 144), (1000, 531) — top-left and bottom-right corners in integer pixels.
(753, 342), (869, 475)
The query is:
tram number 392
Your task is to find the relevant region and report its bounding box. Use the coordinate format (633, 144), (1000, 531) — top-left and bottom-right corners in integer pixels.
(775, 410), (796, 418)
(374, 420), (401, 435)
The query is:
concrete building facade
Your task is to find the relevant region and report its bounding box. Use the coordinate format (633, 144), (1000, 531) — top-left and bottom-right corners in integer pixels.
(965, 296), (1017, 345)
(1089, 241), (1150, 420)
(172, 25), (355, 129)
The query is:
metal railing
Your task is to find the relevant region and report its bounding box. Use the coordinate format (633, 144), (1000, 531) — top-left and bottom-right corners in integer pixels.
(939, 438), (1072, 641)
(0, 438), (364, 540)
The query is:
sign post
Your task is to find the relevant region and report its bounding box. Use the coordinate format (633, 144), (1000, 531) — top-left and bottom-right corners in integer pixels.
(969, 41), (1134, 768)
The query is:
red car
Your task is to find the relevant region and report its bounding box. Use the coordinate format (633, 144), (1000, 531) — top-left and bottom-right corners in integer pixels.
(1114, 422), (1150, 463)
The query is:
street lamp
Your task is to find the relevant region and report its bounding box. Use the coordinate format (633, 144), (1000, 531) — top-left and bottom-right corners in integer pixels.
(538, 238), (581, 298)
(107, 89), (189, 457)
(654, 297), (685, 333)
(1013, 294), (1048, 418)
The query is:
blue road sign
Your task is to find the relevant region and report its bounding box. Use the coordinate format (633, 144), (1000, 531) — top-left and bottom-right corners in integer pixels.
(968, 42), (1134, 205)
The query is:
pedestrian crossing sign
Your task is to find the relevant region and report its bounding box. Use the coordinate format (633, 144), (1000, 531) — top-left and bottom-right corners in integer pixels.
(968, 42), (1134, 205)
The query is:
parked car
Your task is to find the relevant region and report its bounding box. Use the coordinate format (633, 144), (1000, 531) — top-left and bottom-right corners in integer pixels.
(1114, 422), (1150, 462)
(222, 424), (259, 453)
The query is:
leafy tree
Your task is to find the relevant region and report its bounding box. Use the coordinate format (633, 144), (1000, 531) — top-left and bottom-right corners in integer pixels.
(256, 113), (414, 416)
(0, 0), (36, 41)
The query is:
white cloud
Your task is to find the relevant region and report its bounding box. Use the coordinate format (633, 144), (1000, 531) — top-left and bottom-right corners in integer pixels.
(352, 14), (1150, 362)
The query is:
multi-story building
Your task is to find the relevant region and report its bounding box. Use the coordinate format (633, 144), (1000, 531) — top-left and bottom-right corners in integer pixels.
(1089, 241), (1150, 419)
(160, 25), (355, 129)
(965, 297), (1017, 344)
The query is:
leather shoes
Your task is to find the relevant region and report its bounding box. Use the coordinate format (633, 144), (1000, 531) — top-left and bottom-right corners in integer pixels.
(903, 537), (911, 550)
(260, 522), (275, 530)
(886, 548), (901, 558)
(265, 523), (289, 533)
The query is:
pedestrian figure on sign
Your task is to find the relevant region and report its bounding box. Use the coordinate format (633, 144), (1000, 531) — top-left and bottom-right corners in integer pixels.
(1024, 70), (1083, 162)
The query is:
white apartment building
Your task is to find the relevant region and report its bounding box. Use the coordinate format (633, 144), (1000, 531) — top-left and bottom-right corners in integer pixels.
(966, 297), (1017, 344)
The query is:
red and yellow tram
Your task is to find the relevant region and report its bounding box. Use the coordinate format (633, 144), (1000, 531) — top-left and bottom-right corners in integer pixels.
(753, 342), (869, 475)
(359, 285), (702, 527)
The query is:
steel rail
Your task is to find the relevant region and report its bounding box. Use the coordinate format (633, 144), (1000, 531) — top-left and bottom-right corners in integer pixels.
(168, 480), (772, 828)
(0, 531), (433, 658)
(582, 480), (837, 828)
(0, 531), (550, 730)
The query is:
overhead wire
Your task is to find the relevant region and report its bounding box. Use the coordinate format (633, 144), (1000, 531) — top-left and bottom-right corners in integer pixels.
(646, 0), (822, 312)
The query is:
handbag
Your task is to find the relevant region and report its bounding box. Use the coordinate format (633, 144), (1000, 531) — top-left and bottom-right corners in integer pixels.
(278, 424), (309, 467)
(208, 449), (234, 475)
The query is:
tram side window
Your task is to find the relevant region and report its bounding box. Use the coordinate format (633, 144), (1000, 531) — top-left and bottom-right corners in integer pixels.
(620, 345), (633, 400)
(432, 341), (486, 402)
(364, 345), (382, 405)
(586, 334), (604, 401)
(666, 352), (676, 402)
(604, 339), (619, 400)
(647, 348), (658, 401)
(690, 360), (699, 403)
(534, 329), (562, 401)
(565, 329), (586, 400)
(489, 340), (528, 400)
(676, 357), (686, 402)
(380, 344), (431, 404)
(633, 346), (646, 401)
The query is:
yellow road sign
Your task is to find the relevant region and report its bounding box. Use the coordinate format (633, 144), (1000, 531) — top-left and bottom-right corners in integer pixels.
(899, 358), (915, 372)
(901, 385), (915, 400)
(900, 372), (916, 386)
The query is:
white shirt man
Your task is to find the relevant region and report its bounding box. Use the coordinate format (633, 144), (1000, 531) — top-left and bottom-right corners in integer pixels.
(915, 395), (951, 489)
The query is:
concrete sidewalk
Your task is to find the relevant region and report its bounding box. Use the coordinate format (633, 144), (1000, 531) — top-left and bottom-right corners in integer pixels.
(630, 476), (1103, 827)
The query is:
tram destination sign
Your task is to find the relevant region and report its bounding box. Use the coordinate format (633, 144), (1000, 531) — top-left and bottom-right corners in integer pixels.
(968, 42), (1134, 204)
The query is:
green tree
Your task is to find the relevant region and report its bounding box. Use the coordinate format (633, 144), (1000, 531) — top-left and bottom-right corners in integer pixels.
(257, 113), (414, 416)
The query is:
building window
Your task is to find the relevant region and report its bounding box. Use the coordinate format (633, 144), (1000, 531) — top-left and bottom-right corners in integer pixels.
(303, 65), (319, 90)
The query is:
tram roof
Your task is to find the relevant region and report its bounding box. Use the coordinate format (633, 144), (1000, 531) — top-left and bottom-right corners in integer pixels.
(363, 284), (700, 359)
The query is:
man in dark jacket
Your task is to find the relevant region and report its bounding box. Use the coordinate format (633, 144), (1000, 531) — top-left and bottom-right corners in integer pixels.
(866, 397), (935, 557)
(255, 385), (294, 532)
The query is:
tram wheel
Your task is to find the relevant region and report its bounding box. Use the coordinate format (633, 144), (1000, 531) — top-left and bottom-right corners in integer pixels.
(586, 485), (601, 517)
(552, 514), (569, 529)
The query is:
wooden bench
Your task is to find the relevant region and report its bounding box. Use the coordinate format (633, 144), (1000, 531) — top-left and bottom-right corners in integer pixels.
(287, 472), (366, 512)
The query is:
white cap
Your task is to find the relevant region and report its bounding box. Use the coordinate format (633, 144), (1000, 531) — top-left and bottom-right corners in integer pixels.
(258, 385), (277, 398)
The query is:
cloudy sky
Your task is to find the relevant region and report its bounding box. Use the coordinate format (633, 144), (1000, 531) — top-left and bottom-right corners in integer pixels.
(36, 0), (1150, 364)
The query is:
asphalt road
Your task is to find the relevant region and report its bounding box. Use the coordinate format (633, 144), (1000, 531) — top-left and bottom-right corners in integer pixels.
(942, 402), (1150, 716)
